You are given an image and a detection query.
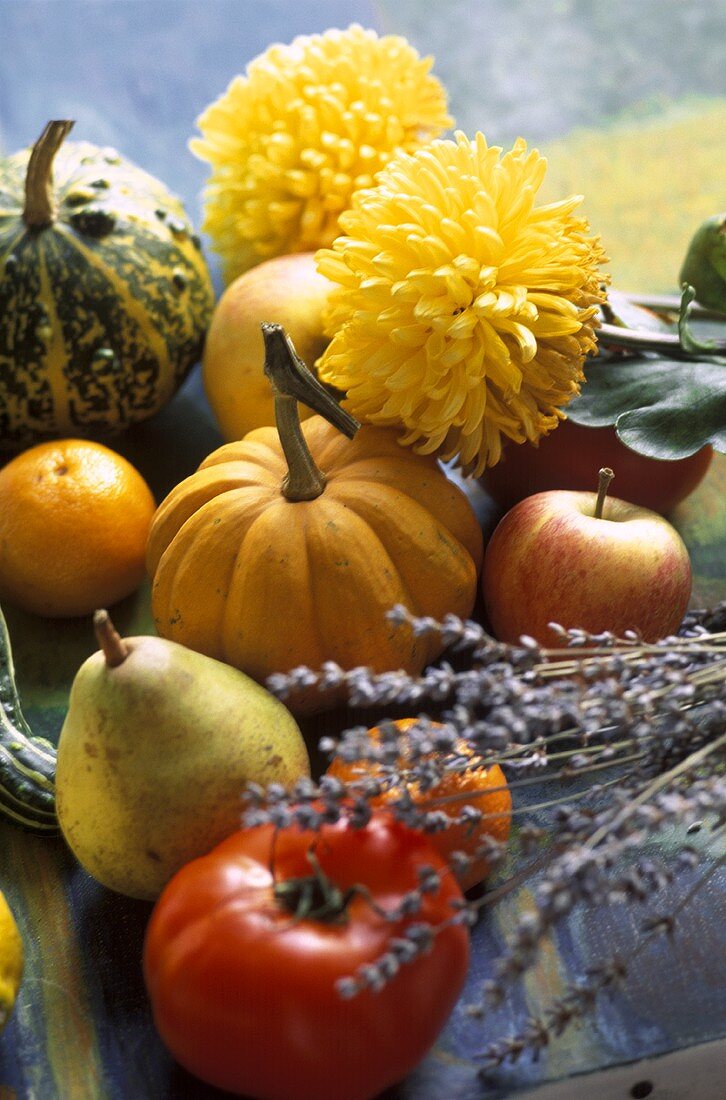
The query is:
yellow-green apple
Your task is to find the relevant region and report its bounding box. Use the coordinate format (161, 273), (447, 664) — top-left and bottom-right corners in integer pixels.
(202, 252), (334, 441)
(480, 419), (713, 516)
(482, 469), (692, 647)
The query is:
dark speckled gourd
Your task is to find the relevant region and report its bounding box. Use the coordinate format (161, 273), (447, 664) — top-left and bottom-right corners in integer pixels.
(0, 120), (214, 451)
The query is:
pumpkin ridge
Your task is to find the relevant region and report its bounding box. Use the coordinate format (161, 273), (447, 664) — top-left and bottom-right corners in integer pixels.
(326, 478), (478, 643)
(327, 461), (484, 568)
(199, 434), (287, 476)
(51, 222), (170, 373)
(35, 241), (73, 433)
(221, 499), (327, 678)
(303, 494), (426, 672)
(295, 502), (334, 668)
(41, 227), (172, 432)
(324, 455), (440, 484)
(153, 487), (276, 658)
(304, 422), (425, 474)
(147, 474), (278, 577)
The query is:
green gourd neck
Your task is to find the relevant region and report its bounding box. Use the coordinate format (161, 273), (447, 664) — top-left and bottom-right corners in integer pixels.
(261, 322), (359, 502)
(0, 605), (58, 834)
(23, 119), (75, 229)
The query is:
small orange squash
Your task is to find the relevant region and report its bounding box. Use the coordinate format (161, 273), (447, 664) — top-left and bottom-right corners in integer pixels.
(146, 325), (483, 710)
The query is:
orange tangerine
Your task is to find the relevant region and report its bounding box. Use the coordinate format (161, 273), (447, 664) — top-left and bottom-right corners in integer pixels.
(0, 439), (156, 618)
(327, 718), (511, 892)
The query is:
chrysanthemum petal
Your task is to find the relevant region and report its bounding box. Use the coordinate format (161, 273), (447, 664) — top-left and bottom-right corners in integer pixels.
(316, 131), (608, 471)
(193, 25), (452, 282)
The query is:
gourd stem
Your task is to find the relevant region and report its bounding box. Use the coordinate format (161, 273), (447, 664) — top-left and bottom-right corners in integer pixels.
(594, 467), (614, 520)
(93, 610), (129, 668)
(23, 120), (75, 228)
(262, 322), (360, 503)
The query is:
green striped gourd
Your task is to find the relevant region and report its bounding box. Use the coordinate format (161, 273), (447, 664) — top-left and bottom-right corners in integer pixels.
(0, 120), (214, 451)
(0, 605), (57, 833)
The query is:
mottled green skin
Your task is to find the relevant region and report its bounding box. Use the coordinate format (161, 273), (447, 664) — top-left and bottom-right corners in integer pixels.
(0, 142), (214, 450)
(679, 213), (726, 314)
(0, 606), (57, 833)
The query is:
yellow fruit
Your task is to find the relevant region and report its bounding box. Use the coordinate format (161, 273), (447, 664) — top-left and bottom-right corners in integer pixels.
(0, 439), (156, 618)
(56, 616), (311, 900)
(202, 252), (333, 441)
(0, 889), (23, 1033)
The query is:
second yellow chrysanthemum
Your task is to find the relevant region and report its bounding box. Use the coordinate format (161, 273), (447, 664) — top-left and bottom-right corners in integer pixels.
(191, 25), (452, 284)
(316, 131), (608, 476)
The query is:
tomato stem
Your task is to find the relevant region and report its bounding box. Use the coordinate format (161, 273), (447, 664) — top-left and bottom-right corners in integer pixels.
(273, 844), (392, 926)
(273, 847), (356, 924)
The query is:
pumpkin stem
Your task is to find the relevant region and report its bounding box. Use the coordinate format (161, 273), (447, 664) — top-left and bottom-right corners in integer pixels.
(262, 322), (359, 502)
(23, 120), (75, 229)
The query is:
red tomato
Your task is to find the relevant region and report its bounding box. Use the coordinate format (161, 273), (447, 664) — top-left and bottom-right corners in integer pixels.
(143, 813), (470, 1100)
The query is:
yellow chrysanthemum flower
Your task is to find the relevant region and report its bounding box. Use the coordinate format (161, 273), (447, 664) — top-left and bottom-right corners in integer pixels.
(316, 131), (609, 476)
(191, 25), (452, 284)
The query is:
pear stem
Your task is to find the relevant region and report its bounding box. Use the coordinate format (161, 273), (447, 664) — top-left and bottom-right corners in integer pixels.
(262, 322), (359, 502)
(594, 467), (614, 519)
(93, 609), (129, 668)
(23, 120), (75, 228)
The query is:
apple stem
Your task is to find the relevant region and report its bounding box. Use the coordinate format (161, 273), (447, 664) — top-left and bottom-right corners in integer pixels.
(594, 467), (615, 519)
(93, 609), (129, 668)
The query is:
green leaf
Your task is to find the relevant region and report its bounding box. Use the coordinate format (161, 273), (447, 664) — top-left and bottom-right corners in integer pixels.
(568, 355), (726, 459)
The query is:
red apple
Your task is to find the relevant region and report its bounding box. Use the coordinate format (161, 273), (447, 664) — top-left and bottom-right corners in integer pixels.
(482, 470), (692, 647)
(202, 252), (334, 441)
(480, 419), (713, 515)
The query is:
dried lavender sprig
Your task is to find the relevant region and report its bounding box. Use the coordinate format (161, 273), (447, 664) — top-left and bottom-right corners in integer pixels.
(253, 664), (724, 836)
(254, 605), (726, 1024)
(587, 730), (726, 849)
(267, 612), (724, 721)
(318, 667), (720, 799)
(471, 754), (726, 1013)
(476, 849), (725, 1067)
(336, 904), (476, 999)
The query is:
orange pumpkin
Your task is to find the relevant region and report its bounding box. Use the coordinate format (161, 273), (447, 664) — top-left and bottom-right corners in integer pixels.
(146, 325), (483, 710)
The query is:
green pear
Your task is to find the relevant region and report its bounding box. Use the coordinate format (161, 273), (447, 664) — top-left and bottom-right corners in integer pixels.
(56, 611), (310, 900)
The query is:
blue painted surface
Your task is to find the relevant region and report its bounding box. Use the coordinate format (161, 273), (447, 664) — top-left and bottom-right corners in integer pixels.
(0, 0), (378, 294)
